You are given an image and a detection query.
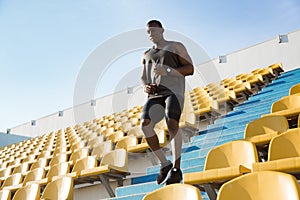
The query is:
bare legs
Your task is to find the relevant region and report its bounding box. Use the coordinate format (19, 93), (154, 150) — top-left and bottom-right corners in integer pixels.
(141, 118), (182, 168)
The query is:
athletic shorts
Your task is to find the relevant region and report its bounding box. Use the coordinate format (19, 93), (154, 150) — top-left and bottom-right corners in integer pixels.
(141, 94), (184, 123)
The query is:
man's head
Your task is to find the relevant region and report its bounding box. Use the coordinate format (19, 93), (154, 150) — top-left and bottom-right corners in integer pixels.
(146, 20), (164, 44)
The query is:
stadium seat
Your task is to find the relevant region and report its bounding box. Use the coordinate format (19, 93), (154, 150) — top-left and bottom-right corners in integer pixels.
(75, 149), (129, 197)
(30, 158), (48, 171)
(115, 136), (139, 151)
(48, 153), (68, 169)
(91, 141), (113, 161)
(1, 173), (23, 190)
(0, 189), (11, 200)
(217, 171), (300, 200)
(87, 135), (105, 149)
(244, 115), (289, 145)
(12, 162), (30, 175)
(41, 176), (73, 200)
(252, 128), (300, 175)
(70, 140), (85, 152)
(264, 93), (300, 127)
(42, 162), (70, 184)
(0, 168), (12, 182)
(21, 167), (45, 187)
(192, 99), (220, 124)
(290, 83), (300, 95)
(106, 130), (125, 143)
(68, 148), (89, 166)
(268, 63), (284, 78)
(252, 68), (275, 84)
(143, 183), (202, 200)
(184, 140), (259, 200)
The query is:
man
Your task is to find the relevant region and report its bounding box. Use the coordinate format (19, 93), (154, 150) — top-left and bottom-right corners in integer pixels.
(141, 20), (194, 185)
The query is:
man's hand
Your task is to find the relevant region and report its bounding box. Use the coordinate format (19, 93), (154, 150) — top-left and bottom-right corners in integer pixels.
(144, 84), (157, 94)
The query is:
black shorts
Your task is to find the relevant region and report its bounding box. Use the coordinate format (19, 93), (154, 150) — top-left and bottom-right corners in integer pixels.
(141, 94), (184, 123)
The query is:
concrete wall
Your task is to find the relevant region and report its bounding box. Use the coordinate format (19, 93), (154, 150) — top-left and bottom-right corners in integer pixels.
(10, 29), (300, 137)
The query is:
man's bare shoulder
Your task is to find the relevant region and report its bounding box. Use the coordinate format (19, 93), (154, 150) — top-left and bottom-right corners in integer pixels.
(166, 41), (186, 51)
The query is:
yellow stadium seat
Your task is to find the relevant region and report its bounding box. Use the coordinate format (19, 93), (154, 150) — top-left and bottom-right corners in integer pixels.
(143, 183), (202, 200)
(48, 153), (68, 169)
(74, 149), (129, 197)
(252, 128), (300, 174)
(290, 83), (300, 95)
(1, 173), (23, 190)
(70, 140), (85, 152)
(268, 63), (284, 78)
(43, 162), (70, 184)
(127, 126), (144, 138)
(22, 167), (45, 186)
(22, 154), (37, 164)
(184, 140), (258, 200)
(217, 171), (300, 200)
(115, 136), (138, 151)
(0, 189), (11, 200)
(68, 148), (89, 166)
(106, 130), (125, 143)
(30, 158), (48, 171)
(41, 176), (73, 200)
(264, 94), (300, 127)
(12, 162), (30, 175)
(252, 68), (275, 84)
(87, 135), (105, 149)
(91, 141), (113, 161)
(0, 168), (12, 182)
(244, 115), (289, 145)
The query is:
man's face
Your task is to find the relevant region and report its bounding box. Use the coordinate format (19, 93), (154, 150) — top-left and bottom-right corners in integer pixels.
(146, 24), (163, 43)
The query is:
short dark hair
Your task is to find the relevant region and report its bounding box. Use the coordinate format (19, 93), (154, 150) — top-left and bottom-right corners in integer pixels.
(147, 20), (163, 28)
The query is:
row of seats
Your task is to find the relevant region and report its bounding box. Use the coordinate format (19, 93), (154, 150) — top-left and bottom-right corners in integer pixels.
(143, 171), (300, 200)
(0, 63), (287, 200)
(189, 63), (283, 124)
(183, 82), (300, 199)
(0, 176), (73, 200)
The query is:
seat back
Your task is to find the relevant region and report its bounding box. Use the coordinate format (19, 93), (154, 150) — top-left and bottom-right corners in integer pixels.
(100, 149), (128, 172)
(217, 171), (300, 200)
(12, 162), (30, 175)
(268, 128), (300, 161)
(290, 83), (300, 95)
(204, 140), (258, 170)
(115, 136), (138, 151)
(0, 189), (11, 200)
(30, 158), (48, 170)
(23, 167), (45, 185)
(143, 183), (202, 200)
(0, 168), (11, 179)
(244, 116), (289, 138)
(12, 183), (40, 200)
(72, 156), (97, 173)
(91, 141), (113, 160)
(47, 162), (70, 179)
(2, 173), (22, 188)
(69, 148), (89, 164)
(271, 94), (300, 113)
(49, 153), (68, 167)
(41, 176), (73, 200)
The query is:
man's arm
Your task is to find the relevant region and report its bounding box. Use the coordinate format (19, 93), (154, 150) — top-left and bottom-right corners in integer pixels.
(173, 42), (194, 76)
(153, 42), (194, 77)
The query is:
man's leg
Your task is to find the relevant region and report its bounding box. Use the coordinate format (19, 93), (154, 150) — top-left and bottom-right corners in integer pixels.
(165, 94), (184, 185)
(166, 118), (182, 169)
(141, 118), (168, 164)
(141, 98), (173, 184)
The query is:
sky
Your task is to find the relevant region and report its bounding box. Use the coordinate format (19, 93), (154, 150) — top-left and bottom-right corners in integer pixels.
(1, 0), (300, 132)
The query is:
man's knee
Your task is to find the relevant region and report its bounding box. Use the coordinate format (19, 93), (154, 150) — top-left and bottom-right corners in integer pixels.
(141, 119), (154, 130)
